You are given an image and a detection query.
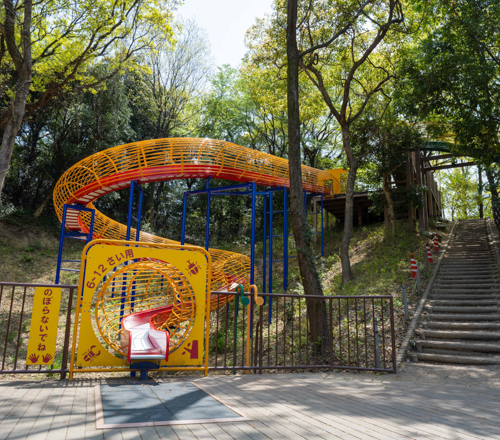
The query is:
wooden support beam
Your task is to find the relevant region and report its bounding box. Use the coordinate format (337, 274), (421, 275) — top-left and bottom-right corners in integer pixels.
(427, 162), (476, 171)
(427, 171), (434, 217)
(425, 153), (467, 161)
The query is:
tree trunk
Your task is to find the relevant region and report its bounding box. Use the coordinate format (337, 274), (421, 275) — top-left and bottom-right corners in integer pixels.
(485, 167), (499, 202)
(0, 0), (33, 200)
(383, 173), (396, 236)
(0, 76), (32, 198)
(287, 0), (328, 350)
(339, 125), (358, 284)
(34, 190), (53, 217)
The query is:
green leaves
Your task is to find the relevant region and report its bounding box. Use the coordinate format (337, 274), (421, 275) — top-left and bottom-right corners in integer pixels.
(394, 0), (500, 158)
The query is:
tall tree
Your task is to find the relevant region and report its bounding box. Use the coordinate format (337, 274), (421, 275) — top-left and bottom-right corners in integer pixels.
(249, 0), (404, 283)
(0, 0), (175, 200)
(128, 19), (212, 140)
(287, 0), (327, 345)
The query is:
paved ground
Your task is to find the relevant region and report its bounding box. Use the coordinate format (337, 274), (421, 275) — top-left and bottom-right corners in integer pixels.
(1, 372), (500, 439)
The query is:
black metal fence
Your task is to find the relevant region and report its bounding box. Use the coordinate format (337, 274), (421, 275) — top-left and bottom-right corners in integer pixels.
(209, 292), (396, 374)
(0, 283), (396, 378)
(0, 282), (76, 378)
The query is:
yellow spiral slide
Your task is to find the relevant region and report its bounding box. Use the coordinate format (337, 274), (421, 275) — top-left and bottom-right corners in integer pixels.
(54, 138), (338, 353)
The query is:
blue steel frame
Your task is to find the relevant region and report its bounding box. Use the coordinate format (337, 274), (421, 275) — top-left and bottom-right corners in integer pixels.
(126, 181), (144, 241)
(122, 181), (144, 324)
(55, 204), (95, 284)
(181, 182), (257, 285)
(180, 181), (324, 328)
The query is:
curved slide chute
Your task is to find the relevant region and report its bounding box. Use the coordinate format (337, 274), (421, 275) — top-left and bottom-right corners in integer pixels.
(54, 138), (337, 357)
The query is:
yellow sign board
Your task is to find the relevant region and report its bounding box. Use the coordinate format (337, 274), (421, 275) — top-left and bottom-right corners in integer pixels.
(26, 287), (62, 365)
(71, 241), (211, 374)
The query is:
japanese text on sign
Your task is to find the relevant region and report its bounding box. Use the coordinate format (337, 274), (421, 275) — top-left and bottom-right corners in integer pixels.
(86, 249), (134, 289)
(26, 287), (62, 365)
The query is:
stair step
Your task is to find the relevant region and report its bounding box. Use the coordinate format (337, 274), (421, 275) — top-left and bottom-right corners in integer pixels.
(426, 306), (498, 313)
(420, 347), (499, 357)
(443, 264), (495, 266)
(425, 322), (500, 330)
(433, 289), (500, 294)
(442, 259), (495, 262)
(429, 294), (499, 300)
(426, 313), (500, 321)
(409, 219), (500, 366)
(439, 271), (499, 275)
(416, 330), (500, 340)
(415, 353), (500, 365)
(419, 340), (500, 353)
(438, 276), (499, 280)
(434, 284), (500, 289)
(435, 280), (500, 284)
(429, 299), (499, 306)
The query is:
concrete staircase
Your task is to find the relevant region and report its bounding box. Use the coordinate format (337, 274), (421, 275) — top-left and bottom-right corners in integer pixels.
(414, 219), (500, 364)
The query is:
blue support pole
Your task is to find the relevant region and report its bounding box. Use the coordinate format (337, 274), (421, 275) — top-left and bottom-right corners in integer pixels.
(181, 192), (188, 245)
(123, 181), (143, 313)
(89, 209), (95, 242)
(119, 276), (127, 327)
(136, 185), (143, 241)
(126, 182), (135, 241)
(321, 194), (324, 257)
(304, 190), (307, 216)
(55, 204), (95, 284)
(205, 179), (211, 251)
(126, 181), (143, 241)
(250, 182), (256, 285)
(250, 182), (257, 335)
(262, 194), (267, 294)
(55, 206), (68, 285)
(283, 187), (288, 292)
(268, 191), (273, 294)
(111, 266), (117, 298)
(268, 192), (273, 323)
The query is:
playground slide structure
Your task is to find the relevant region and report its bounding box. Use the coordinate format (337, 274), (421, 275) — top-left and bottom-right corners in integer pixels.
(54, 138), (337, 363)
(121, 306), (171, 362)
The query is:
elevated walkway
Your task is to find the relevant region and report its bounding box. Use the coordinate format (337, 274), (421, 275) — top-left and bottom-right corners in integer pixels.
(322, 191), (383, 226)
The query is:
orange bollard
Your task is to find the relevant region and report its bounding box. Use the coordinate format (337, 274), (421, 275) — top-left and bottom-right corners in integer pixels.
(433, 233), (439, 252)
(426, 243), (434, 264)
(411, 253), (418, 279)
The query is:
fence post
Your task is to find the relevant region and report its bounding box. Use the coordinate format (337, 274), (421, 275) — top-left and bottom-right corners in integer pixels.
(374, 317), (381, 369)
(402, 285), (409, 322)
(417, 261), (421, 294)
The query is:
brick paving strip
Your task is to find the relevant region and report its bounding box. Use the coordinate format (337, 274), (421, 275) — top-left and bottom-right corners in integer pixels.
(1, 373), (499, 439)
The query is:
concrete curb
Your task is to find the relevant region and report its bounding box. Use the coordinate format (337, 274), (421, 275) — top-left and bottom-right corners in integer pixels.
(395, 221), (458, 367)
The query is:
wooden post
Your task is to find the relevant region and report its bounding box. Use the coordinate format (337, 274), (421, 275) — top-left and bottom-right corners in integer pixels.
(423, 166), (429, 230)
(407, 151), (415, 229)
(427, 171), (434, 217)
(415, 148), (425, 231)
